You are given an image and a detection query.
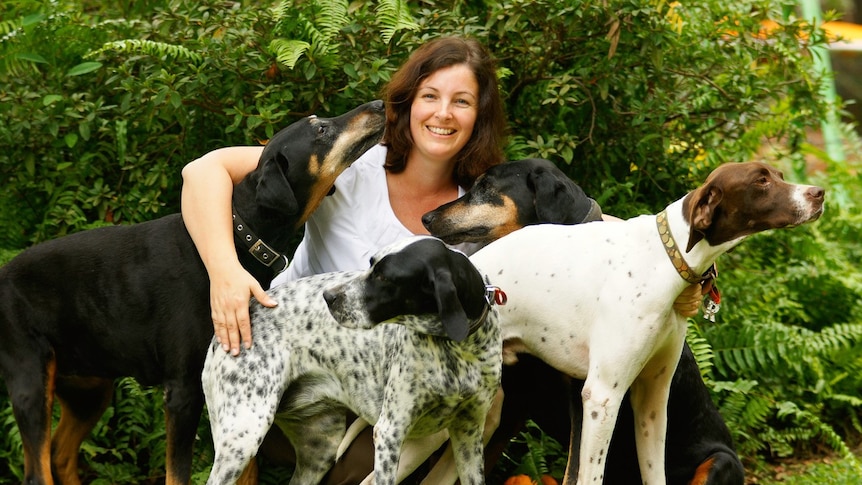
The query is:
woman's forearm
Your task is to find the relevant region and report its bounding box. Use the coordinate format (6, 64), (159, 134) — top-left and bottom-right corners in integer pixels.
(181, 146), (263, 273)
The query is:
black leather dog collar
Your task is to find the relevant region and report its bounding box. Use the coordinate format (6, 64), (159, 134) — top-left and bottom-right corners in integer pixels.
(232, 208), (288, 275)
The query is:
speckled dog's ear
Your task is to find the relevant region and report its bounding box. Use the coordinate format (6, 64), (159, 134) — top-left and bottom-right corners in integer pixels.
(432, 268), (470, 342)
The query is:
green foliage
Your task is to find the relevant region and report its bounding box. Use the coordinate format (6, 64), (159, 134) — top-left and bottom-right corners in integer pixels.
(490, 420), (568, 483)
(1, 0), (860, 482)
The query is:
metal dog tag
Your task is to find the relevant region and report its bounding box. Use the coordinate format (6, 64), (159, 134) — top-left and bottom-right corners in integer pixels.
(703, 300), (720, 322)
(703, 286), (721, 322)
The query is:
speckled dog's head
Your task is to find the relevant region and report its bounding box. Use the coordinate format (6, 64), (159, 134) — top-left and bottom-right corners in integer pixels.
(323, 237), (488, 342)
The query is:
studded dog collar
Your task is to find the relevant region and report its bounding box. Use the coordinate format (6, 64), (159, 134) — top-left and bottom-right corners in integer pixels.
(656, 209), (716, 285)
(232, 208), (288, 275)
(656, 209), (722, 321)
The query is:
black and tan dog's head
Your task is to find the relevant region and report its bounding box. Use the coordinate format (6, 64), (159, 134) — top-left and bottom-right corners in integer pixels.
(245, 100), (386, 227)
(422, 158), (601, 245)
(682, 161), (825, 252)
(323, 237), (488, 342)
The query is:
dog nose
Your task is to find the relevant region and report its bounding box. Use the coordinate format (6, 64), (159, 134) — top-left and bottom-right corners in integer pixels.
(369, 99), (384, 112)
(322, 290), (338, 307)
(421, 211), (437, 227)
(807, 186), (825, 201)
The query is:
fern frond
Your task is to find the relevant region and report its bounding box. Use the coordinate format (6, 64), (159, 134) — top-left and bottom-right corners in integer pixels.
(777, 401), (861, 464)
(808, 322), (862, 352)
(686, 321), (715, 378)
(269, 38), (312, 69)
(376, 0), (419, 44)
(315, 0), (349, 40)
(710, 321), (809, 378)
(87, 39), (203, 64)
(0, 19), (18, 36)
(271, 0), (294, 22)
(270, 0), (350, 67)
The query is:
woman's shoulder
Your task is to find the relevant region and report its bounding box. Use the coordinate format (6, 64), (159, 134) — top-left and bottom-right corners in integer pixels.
(334, 143), (387, 189)
(351, 143), (387, 171)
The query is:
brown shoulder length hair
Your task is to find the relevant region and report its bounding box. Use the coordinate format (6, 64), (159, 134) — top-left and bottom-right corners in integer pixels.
(382, 36), (507, 188)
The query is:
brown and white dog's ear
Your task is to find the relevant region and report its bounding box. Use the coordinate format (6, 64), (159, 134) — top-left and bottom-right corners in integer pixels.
(685, 183), (723, 252)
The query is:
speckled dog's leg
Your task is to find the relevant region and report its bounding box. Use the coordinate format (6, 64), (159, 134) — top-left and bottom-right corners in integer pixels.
(203, 343), (286, 485)
(281, 410), (345, 485)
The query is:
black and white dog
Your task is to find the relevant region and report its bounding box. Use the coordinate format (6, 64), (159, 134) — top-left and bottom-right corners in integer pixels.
(202, 237), (503, 485)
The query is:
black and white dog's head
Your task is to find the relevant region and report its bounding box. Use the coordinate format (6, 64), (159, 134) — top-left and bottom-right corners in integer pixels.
(323, 237), (489, 342)
(422, 158), (601, 244)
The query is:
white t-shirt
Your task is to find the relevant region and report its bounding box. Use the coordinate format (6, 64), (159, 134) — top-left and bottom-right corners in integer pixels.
(273, 144), (478, 286)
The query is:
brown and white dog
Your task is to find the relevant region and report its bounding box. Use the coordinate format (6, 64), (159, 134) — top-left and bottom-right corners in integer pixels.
(462, 162), (823, 484)
(423, 157), (745, 485)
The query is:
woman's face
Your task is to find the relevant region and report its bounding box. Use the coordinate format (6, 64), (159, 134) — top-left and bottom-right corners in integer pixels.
(409, 63), (479, 167)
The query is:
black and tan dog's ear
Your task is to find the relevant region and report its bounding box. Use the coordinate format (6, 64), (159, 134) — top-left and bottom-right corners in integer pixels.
(685, 184), (723, 252)
(256, 152), (299, 216)
(530, 167), (593, 224)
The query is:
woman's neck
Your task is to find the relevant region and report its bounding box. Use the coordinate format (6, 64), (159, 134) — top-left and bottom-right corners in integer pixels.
(386, 159), (459, 235)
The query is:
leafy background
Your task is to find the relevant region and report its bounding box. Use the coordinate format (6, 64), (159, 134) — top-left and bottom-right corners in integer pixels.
(1, 0), (860, 483)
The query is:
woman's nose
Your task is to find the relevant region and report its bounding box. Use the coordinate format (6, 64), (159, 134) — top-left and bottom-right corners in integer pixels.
(435, 102), (452, 119)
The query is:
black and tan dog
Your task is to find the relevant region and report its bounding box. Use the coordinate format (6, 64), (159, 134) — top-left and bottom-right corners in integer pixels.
(0, 100), (385, 485)
(422, 157), (746, 485)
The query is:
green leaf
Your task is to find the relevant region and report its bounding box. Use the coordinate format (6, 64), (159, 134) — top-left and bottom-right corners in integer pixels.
(16, 52), (48, 64)
(66, 62), (102, 77)
(64, 133), (78, 148)
(42, 94), (63, 106)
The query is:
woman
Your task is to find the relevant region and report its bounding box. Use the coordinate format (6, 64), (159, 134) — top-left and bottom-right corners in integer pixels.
(181, 36), (507, 357)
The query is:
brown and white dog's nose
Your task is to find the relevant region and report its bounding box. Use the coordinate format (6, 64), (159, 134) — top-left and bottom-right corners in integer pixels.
(807, 185), (825, 201)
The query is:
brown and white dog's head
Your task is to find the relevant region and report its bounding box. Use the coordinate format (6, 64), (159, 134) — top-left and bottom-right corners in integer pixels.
(422, 158), (602, 245)
(683, 162), (824, 252)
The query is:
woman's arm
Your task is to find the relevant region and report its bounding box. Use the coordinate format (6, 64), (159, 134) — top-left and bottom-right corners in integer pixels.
(181, 146), (277, 355)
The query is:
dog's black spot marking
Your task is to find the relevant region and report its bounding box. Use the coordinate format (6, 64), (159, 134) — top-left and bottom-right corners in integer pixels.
(613, 382), (618, 389)
(591, 410), (598, 419)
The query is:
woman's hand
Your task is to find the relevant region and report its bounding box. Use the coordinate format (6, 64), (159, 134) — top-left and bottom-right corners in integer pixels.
(208, 259), (277, 355)
(673, 283), (702, 318)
